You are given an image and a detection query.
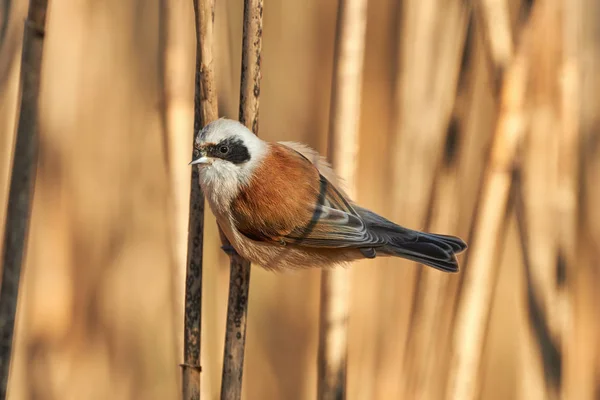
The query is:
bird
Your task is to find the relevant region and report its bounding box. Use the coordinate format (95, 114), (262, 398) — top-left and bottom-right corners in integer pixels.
(189, 118), (467, 272)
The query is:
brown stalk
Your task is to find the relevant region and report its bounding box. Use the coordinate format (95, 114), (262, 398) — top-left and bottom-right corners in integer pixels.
(0, 0), (48, 398)
(219, 0), (263, 399)
(565, 0), (600, 397)
(445, 10), (536, 400)
(423, 25), (500, 399)
(317, 0), (367, 399)
(474, 0), (514, 77)
(513, 2), (570, 399)
(182, 0), (219, 399)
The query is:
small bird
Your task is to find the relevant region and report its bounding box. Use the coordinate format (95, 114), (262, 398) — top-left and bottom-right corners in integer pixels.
(190, 118), (467, 272)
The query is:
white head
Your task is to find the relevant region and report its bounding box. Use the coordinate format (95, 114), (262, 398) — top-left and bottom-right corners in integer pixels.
(190, 118), (268, 210)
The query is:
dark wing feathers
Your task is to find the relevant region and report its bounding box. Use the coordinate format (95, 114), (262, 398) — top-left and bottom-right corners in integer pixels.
(282, 175), (385, 248)
(354, 206), (467, 272)
(354, 205), (466, 252)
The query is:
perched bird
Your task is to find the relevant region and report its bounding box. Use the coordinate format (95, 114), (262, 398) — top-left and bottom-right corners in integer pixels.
(190, 118), (467, 272)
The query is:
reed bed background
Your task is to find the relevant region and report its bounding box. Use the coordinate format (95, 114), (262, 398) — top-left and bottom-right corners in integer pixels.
(0, 0), (599, 399)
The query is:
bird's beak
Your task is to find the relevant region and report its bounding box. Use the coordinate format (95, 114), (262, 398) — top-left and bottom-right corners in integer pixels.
(189, 149), (211, 165)
(189, 156), (210, 165)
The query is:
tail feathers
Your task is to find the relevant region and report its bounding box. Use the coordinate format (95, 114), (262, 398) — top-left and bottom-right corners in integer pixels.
(381, 232), (467, 273)
(422, 232), (468, 254)
(353, 205), (467, 272)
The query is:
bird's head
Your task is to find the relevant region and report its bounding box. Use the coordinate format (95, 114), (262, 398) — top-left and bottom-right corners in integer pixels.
(190, 118), (268, 208)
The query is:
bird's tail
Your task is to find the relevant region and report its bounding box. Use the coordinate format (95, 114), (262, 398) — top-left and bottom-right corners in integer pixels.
(354, 206), (467, 273)
(378, 231), (466, 272)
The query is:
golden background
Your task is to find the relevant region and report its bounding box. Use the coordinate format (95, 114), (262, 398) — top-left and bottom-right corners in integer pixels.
(0, 0), (598, 399)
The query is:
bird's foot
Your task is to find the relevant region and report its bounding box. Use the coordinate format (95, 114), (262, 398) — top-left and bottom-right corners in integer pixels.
(220, 244), (238, 256)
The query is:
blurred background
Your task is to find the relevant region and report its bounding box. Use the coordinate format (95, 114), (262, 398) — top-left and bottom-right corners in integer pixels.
(1, 0), (599, 399)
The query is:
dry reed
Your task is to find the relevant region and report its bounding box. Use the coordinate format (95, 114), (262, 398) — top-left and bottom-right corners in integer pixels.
(0, 1), (48, 398)
(317, 0), (367, 399)
(182, 0), (219, 399)
(398, 1), (471, 398)
(446, 5), (538, 398)
(161, 0), (195, 395)
(558, 3), (581, 396)
(566, 0), (600, 397)
(514, 2), (569, 399)
(1, 0), (598, 399)
(219, 0), (263, 399)
(475, 0), (514, 76)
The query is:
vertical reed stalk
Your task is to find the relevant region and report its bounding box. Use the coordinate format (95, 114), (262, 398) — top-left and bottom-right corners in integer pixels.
(514, 2), (568, 399)
(446, 10), (536, 399)
(567, 0), (600, 397)
(317, 0), (367, 399)
(558, 0), (579, 394)
(399, 2), (470, 398)
(161, 0), (196, 375)
(219, 1), (262, 399)
(0, 1), (48, 398)
(182, 0), (218, 399)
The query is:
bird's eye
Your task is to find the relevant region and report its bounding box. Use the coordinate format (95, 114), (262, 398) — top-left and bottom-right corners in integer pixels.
(219, 145), (229, 154)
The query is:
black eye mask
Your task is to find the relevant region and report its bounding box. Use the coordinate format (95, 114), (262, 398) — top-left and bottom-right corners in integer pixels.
(204, 137), (251, 165)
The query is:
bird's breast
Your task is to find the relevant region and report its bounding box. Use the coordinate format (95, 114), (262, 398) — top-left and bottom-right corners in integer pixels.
(229, 144), (322, 242)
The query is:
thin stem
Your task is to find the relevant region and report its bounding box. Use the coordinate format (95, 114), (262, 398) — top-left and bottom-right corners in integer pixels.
(219, 0), (263, 399)
(317, 0), (367, 398)
(0, 1), (48, 398)
(182, 0), (219, 399)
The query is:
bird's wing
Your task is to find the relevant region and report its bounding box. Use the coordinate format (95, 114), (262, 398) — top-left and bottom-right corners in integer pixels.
(231, 142), (385, 249)
(280, 174), (386, 248)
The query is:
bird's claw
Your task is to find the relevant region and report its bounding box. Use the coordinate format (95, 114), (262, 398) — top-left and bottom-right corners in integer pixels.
(220, 244), (238, 256)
